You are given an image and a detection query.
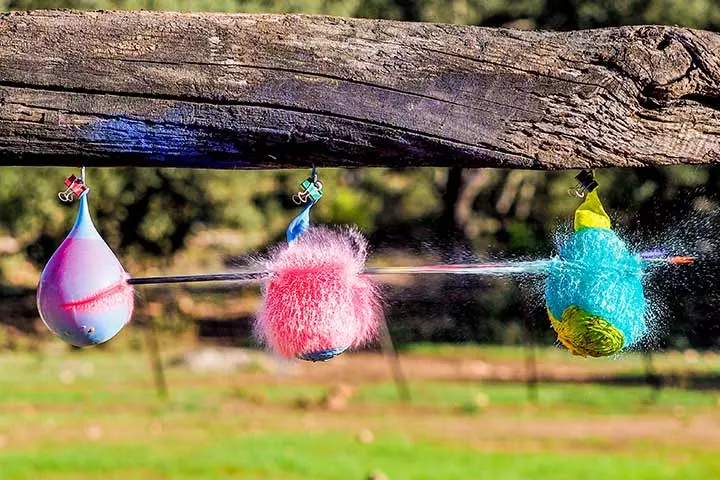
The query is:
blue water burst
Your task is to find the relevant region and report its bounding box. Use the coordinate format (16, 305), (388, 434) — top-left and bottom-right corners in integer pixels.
(546, 227), (648, 346)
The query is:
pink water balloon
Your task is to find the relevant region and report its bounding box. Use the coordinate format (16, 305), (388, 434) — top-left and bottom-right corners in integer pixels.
(37, 194), (134, 346)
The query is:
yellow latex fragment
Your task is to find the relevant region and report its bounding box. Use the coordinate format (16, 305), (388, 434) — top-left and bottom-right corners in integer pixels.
(548, 306), (625, 358)
(574, 190), (611, 231)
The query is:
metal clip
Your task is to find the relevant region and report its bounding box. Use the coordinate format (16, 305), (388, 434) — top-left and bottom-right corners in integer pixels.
(568, 169), (598, 198)
(58, 168), (89, 202)
(292, 166), (323, 205)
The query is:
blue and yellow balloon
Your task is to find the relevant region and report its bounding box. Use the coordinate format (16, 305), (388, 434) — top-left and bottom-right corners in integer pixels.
(545, 188), (647, 357)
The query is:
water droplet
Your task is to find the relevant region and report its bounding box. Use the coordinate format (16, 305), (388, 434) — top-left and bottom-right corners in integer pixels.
(37, 194), (134, 346)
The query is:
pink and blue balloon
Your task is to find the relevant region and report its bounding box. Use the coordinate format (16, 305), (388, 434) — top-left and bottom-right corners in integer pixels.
(37, 193), (134, 346)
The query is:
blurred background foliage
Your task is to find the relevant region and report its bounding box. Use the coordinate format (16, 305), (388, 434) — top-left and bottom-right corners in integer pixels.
(2, 0), (719, 28)
(1, 0), (720, 350)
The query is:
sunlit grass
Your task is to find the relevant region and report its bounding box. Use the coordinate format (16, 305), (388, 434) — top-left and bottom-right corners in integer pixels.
(1, 347), (720, 479)
(3, 432), (719, 480)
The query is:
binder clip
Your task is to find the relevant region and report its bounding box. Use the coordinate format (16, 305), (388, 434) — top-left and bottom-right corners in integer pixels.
(58, 173), (89, 202)
(569, 169), (598, 198)
(292, 167), (323, 205)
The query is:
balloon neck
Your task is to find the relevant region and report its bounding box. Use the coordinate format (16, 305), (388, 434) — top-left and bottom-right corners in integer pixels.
(286, 201), (314, 244)
(69, 193), (99, 238)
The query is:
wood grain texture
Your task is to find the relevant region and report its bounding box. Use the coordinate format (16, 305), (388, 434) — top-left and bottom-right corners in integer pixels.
(1, 10), (719, 169)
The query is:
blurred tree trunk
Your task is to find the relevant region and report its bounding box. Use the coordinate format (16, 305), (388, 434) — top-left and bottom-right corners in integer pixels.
(440, 167), (465, 240)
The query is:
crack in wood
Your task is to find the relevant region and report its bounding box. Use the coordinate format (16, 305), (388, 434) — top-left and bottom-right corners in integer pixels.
(91, 56), (496, 113)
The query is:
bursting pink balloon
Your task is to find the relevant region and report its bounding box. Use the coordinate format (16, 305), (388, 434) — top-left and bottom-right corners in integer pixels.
(37, 194), (134, 346)
(256, 226), (382, 361)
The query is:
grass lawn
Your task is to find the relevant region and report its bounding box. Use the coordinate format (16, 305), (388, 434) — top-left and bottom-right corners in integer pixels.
(0, 344), (719, 479)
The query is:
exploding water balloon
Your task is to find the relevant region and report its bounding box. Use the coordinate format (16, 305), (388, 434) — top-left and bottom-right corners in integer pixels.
(256, 226), (382, 361)
(545, 188), (647, 357)
(37, 193), (134, 346)
(254, 169), (383, 362)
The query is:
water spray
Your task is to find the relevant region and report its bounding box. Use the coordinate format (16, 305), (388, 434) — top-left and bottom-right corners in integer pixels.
(126, 255), (694, 286)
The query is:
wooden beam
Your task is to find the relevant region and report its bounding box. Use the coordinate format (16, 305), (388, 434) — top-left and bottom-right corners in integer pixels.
(1, 10), (719, 169)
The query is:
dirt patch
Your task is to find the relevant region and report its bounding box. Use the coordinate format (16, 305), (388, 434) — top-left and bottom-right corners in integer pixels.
(277, 352), (640, 384)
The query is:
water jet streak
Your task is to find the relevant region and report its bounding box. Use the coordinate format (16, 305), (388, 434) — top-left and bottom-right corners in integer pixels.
(363, 260), (551, 276)
(127, 254), (693, 286)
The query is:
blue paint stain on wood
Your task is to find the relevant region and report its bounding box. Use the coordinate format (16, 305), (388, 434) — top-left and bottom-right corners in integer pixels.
(82, 116), (254, 168)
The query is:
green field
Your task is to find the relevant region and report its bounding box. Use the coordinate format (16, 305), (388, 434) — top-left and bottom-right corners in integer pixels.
(1, 343), (719, 479)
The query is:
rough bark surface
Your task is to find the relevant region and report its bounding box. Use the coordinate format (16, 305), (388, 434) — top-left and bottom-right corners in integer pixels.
(1, 10), (720, 169)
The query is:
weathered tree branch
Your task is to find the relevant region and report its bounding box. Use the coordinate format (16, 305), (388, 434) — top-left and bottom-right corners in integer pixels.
(1, 10), (719, 169)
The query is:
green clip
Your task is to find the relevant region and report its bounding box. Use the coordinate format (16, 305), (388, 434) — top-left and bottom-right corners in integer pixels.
(301, 178), (323, 203)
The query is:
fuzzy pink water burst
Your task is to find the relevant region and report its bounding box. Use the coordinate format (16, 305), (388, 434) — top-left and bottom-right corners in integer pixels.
(256, 226), (382, 361)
